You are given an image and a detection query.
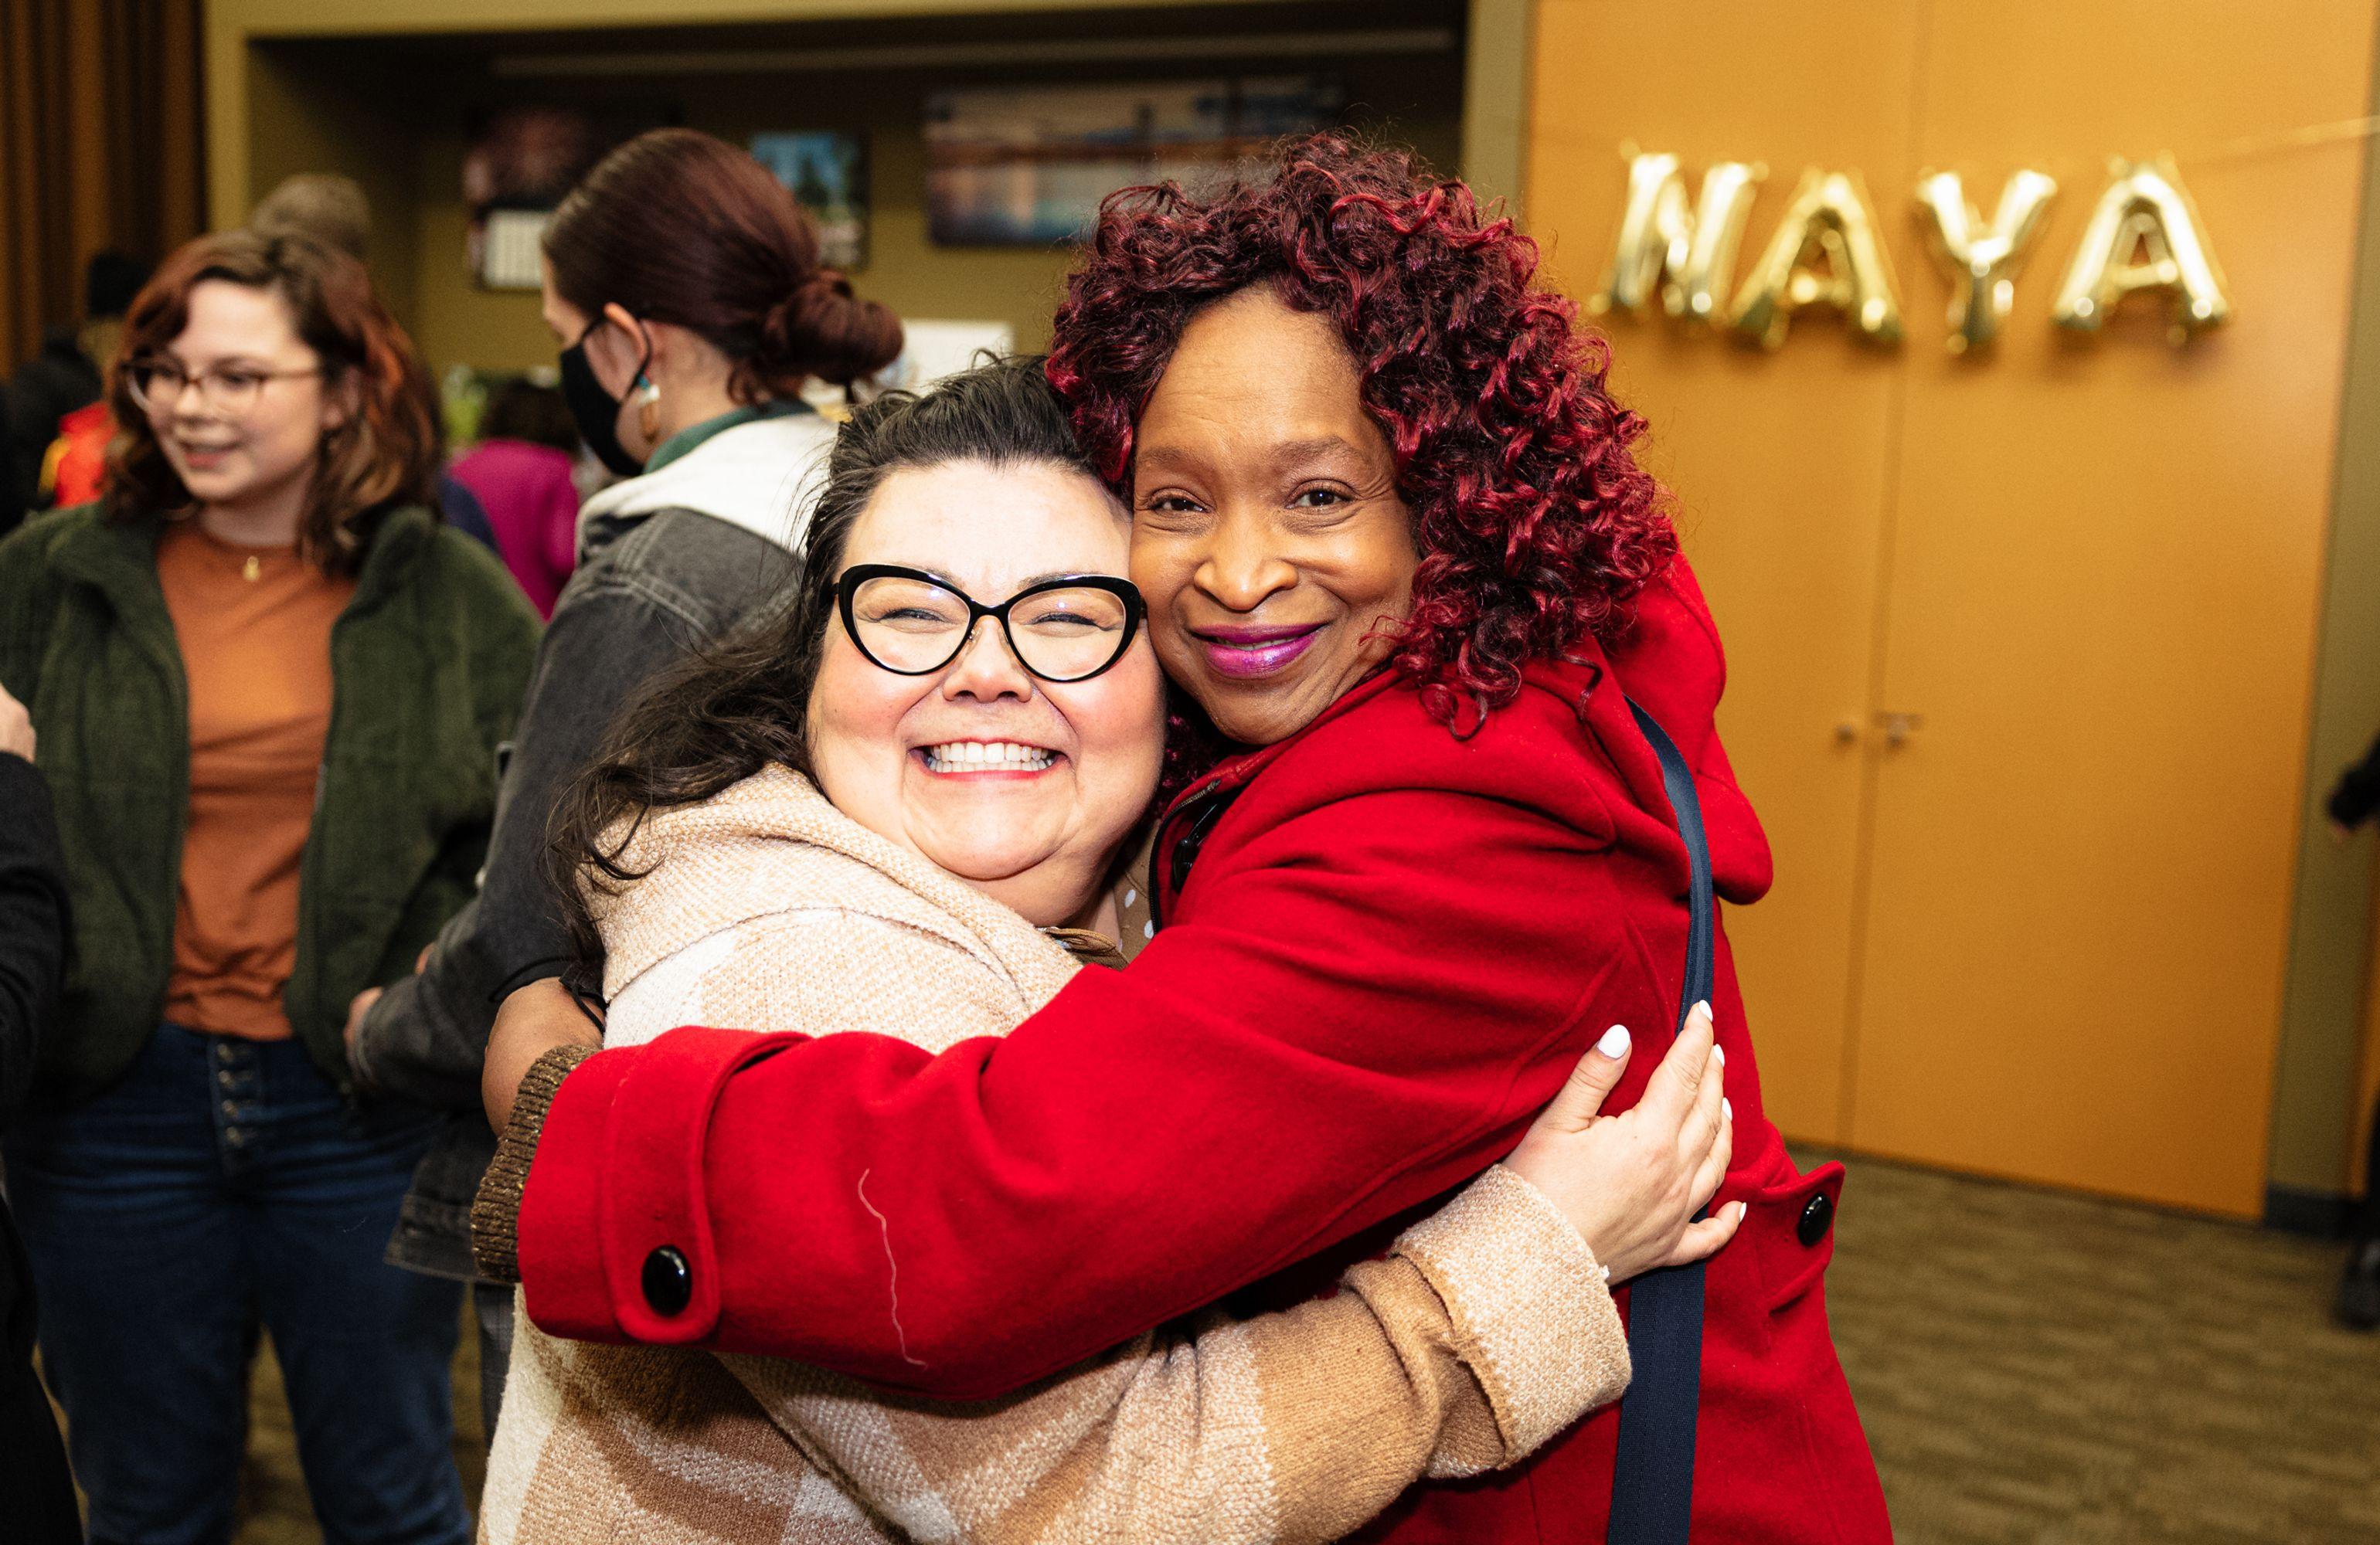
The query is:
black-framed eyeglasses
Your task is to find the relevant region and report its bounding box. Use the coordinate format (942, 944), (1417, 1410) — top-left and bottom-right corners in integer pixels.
(827, 563), (1146, 684)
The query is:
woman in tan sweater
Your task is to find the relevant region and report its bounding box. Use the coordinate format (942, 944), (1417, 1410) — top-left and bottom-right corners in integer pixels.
(476, 359), (1738, 1543)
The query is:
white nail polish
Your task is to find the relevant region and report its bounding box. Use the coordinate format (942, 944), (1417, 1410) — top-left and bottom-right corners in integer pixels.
(1722, 1098), (1733, 1122)
(1693, 1000), (1712, 1022)
(1712, 1044), (1726, 1067)
(1596, 1024), (1630, 1058)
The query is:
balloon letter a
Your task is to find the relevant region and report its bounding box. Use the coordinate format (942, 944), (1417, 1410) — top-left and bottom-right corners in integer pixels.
(1730, 168), (1905, 349)
(2050, 157), (2231, 342)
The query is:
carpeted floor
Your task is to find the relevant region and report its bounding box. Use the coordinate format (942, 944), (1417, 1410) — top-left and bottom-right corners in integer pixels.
(1814, 1152), (2380, 1542)
(205, 1153), (2380, 1543)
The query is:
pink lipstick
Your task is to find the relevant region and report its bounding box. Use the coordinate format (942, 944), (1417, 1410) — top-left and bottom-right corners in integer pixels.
(1191, 623), (1323, 679)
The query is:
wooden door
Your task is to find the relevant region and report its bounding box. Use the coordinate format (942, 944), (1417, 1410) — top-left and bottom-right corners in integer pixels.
(1845, 2), (2375, 1217)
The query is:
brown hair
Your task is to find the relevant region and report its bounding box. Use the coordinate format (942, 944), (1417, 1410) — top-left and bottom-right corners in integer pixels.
(107, 229), (441, 573)
(542, 127), (903, 399)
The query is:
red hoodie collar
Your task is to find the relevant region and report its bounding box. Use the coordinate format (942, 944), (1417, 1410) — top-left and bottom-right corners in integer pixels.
(1162, 652), (1613, 824)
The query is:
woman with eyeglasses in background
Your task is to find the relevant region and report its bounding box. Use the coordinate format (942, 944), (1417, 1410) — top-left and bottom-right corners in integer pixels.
(0, 229), (539, 1545)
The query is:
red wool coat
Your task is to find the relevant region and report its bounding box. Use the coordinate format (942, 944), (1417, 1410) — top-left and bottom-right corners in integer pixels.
(517, 559), (1894, 1543)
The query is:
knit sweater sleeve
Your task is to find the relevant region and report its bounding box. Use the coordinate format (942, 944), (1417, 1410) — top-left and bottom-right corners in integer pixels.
(602, 912), (1630, 1545)
(729, 1162), (1627, 1545)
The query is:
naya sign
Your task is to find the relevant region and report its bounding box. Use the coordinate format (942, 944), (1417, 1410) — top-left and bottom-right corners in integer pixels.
(1586, 152), (2232, 353)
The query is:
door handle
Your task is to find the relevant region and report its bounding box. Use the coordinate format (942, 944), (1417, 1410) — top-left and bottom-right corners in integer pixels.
(1876, 710), (1924, 748)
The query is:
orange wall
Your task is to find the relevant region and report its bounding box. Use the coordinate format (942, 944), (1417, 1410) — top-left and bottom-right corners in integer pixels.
(1526, 0), (2378, 1214)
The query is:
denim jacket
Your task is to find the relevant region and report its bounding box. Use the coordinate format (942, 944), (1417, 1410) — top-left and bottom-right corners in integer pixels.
(354, 407), (826, 1279)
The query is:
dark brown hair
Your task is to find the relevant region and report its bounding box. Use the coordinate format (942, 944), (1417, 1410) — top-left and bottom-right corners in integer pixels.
(478, 376), (580, 454)
(546, 357), (1096, 988)
(542, 127), (903, 398)
(107, 229), (440, 573)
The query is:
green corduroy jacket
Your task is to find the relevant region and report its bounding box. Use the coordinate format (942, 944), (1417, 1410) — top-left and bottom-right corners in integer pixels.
(0, 501), (540, 1105)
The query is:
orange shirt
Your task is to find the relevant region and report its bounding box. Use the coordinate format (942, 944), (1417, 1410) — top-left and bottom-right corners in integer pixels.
(157, 523), (356, 1040)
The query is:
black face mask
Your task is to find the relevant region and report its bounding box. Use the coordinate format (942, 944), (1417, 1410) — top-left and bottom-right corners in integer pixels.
(558, 321), (650, 478)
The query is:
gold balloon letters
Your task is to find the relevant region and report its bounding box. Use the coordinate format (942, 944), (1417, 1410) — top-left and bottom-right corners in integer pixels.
(1914, 168), (2059, 355)
(1589, 153), (1763, 324)
(2050, 157), (2231, 342)
(1596, 150), (2232, 351)
(1729, 169), (1903, 350)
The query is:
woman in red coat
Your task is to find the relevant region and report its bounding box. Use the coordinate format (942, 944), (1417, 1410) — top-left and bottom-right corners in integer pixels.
(481, 136), (1892, 1543)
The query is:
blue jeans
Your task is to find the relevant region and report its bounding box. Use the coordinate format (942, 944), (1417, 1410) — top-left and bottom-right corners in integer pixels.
(5, 1025), (471, 1545)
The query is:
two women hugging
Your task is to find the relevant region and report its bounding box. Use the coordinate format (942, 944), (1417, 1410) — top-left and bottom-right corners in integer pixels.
(476, 136), (1889, 1545)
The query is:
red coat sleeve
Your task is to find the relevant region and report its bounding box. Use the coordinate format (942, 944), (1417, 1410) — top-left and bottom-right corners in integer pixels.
(520, 778), (1696, 1400)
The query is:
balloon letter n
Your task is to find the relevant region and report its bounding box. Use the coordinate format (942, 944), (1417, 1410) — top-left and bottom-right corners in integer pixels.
(1590, 151), (1764, 326)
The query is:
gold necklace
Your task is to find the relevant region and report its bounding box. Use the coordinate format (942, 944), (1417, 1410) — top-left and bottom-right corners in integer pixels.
(243, 555), (262, 582)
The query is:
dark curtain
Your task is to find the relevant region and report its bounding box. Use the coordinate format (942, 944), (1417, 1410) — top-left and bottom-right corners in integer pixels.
(0, 0), (205, 372)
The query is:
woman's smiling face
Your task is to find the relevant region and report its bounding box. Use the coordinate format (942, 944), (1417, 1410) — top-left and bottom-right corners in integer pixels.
(145, 279), (339, 514)
(806, 457), (1166, 927)
(1128, 286), (1419, 746)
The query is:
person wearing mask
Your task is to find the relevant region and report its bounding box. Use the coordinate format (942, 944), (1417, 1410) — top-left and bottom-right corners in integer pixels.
(5, 250), (151, 529)
(0, 681), (79, 1543)
(251, 172), (503, 554)
(0, 230), (538, 1544)
(343, 126), (902, 1441)
(450, 376), (583, 618)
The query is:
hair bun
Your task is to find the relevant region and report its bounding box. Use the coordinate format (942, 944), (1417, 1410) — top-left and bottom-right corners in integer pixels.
(753, 268), (904, 389)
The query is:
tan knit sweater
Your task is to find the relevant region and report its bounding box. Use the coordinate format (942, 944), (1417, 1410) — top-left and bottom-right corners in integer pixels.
(481, 766), (1629, 1545)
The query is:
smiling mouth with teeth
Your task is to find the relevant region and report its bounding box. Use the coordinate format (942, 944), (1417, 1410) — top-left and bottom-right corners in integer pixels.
(920, 741), (1058, 774)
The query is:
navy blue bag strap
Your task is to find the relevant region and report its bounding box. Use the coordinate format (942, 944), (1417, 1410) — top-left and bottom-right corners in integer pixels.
(1608, 697), (1716, 1545)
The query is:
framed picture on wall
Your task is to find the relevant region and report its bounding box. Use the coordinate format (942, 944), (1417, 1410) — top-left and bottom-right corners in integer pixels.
(923, 76), (1342, 246)
(752, 131), (869, 270)
(463, 104), (669, 290)
(464, 107), (604, 290)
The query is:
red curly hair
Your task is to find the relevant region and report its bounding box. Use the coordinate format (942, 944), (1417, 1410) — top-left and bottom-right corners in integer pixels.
(1047, 134), (1676, 734)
